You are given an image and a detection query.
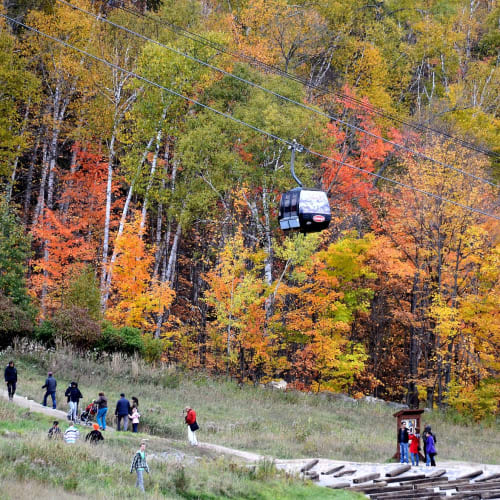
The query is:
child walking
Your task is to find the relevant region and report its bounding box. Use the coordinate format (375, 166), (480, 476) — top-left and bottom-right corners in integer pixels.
(130, 406), (141, 433)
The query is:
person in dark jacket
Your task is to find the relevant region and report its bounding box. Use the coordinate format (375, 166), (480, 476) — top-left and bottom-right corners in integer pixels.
(85, 423), (104, 444)
(65, 382), (83, 422)
(397, 422), (410, 464)
(48, 421), (62, 439)
(42, 372), (57, 409)
(115, 393), (131, 431)
(4, 361), (17, 401)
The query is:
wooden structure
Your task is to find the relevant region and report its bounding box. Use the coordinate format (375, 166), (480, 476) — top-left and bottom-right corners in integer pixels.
(393, 408), (425, 461)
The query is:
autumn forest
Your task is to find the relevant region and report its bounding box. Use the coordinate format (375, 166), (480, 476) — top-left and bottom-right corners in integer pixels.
(0, 0), (498, 418)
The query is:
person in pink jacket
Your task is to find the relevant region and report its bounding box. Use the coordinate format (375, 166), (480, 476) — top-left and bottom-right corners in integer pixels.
(129, 406), (141, 433)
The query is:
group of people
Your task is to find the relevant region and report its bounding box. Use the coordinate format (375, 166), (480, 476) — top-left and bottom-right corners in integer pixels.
(398, 422), (438, 467)
(48, 420), (104, 444)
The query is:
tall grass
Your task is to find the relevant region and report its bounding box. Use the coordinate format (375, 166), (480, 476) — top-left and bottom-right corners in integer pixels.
(0, 399), (358, 499)
(1, 344), (499, 465)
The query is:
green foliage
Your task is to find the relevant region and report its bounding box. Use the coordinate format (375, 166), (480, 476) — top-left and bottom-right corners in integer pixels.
(0, 200), (32, 308)
(64, 266), (101, 321)
(33, 320), (55, 347)
(445, 378), (500, 423)
(98, 323), (144, 356)
(143, 333), (165, 364)
(0, 292), (33, 348)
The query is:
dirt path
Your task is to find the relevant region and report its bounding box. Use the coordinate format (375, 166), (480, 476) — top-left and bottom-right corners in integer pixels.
(3, 389), (499, 490)
(0, 390), (115, 430)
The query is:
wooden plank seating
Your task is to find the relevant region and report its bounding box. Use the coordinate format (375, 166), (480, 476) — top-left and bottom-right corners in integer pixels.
(333, 468), (356, 477)
(326, 482), (350, 489)
(427, 469), (447, 478)
(350, 483), (414, 494)
(376, 474), (426, 483)
(456, 470), (485, 480)
(321, 465), (345, 475)
(455, 482), (500, 492)
(476, 474), (500, 483)
(386, 465), (412, 477)
(353, 472), (381, 483)
(300, 459), (319, 473)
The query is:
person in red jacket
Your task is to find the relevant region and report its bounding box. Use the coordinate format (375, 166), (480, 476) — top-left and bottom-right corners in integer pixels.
(409, 428), (421, 466)
(184, 406), (199, 446)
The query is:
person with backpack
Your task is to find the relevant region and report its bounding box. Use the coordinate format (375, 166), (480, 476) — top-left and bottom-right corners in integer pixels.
(65, 382), (83, 423)
(85, 423), (104, 444)
(4, 361), (17, 401)
(42, 371), (57, 409)
(423, 425), (437, 466)
(184, 406), (199, 446)
(130, 441), (149, 492)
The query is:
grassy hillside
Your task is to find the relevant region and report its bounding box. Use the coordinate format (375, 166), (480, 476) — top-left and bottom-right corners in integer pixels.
(1, 345), (499, 468)
(0, 399), (359, 500)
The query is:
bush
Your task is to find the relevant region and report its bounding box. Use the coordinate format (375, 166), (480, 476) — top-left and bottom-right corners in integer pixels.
(0, 292), (34, 348)
(143, 333), (164, 364)
(51, 307), (101, 351)
(97, 323), (144, 356)
(33, 320), (55, 347)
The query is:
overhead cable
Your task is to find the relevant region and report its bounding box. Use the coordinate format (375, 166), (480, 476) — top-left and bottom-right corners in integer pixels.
(55, 0), (499, 189)
(2, 12), (499, 222)
(114, 2), (500, 160)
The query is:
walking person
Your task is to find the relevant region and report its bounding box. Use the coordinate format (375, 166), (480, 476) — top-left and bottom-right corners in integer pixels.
(4, 361), (17, 401)
(42, 371), (57, 409)
(65, 382), (83, 423)
(64, 423), (80, 444)
(115, 393), (131, 431)
(85, 423), (104, 444)
(184, 406), (199, 446)
(424, 426), (437, 466)
(129, 406), (140, 433)
(409, 427), (420, 466)
(96, 392), (108, 431)
(397, 422), (409, 464)
(130, 441), (149, 492)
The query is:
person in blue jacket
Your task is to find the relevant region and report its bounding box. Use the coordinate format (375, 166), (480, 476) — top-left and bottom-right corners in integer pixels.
(115, 393), (131, 431)
(42, 371), (57, 409)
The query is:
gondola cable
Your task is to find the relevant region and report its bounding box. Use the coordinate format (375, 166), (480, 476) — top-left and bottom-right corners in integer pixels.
(2, 12), (499, 224)
(55, 0), (499, 190)
(112, 1), (500, 160)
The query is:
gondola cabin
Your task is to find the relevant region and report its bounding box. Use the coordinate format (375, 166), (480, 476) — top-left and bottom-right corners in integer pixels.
(279, 187), (331, 233)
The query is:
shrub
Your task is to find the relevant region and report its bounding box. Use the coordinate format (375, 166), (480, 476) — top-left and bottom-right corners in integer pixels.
(33, 320), (55, 347)
(97, 323), (144, 356)
(0, 292), (34, 348)
(51, 307), (101, 351)
(143, 333), (164, 364)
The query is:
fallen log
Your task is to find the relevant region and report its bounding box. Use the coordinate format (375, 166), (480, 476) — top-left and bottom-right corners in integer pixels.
(456, 482), (500, 492)
(407, 477), (449, 486)
(370, 493), (446, 500)
(456, 470), (484, 480)
(427, 469), (447, 478)
(300, 459), (319, 473)
(321, 465), (345, 475)
(353, 472), (381, 483)
(438, 480), (475, 490)
(482, 490), (500, 499)
(386, 465), (412, 477)
(376, 474), (426, 483)
(370, 487), (436, 498)
(304, 471), (319, 481)
(351, 484), (414, 494)
(476, 474), (500, 483)
(326, 482), (350, 489)
(333, 469), (356, 477)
